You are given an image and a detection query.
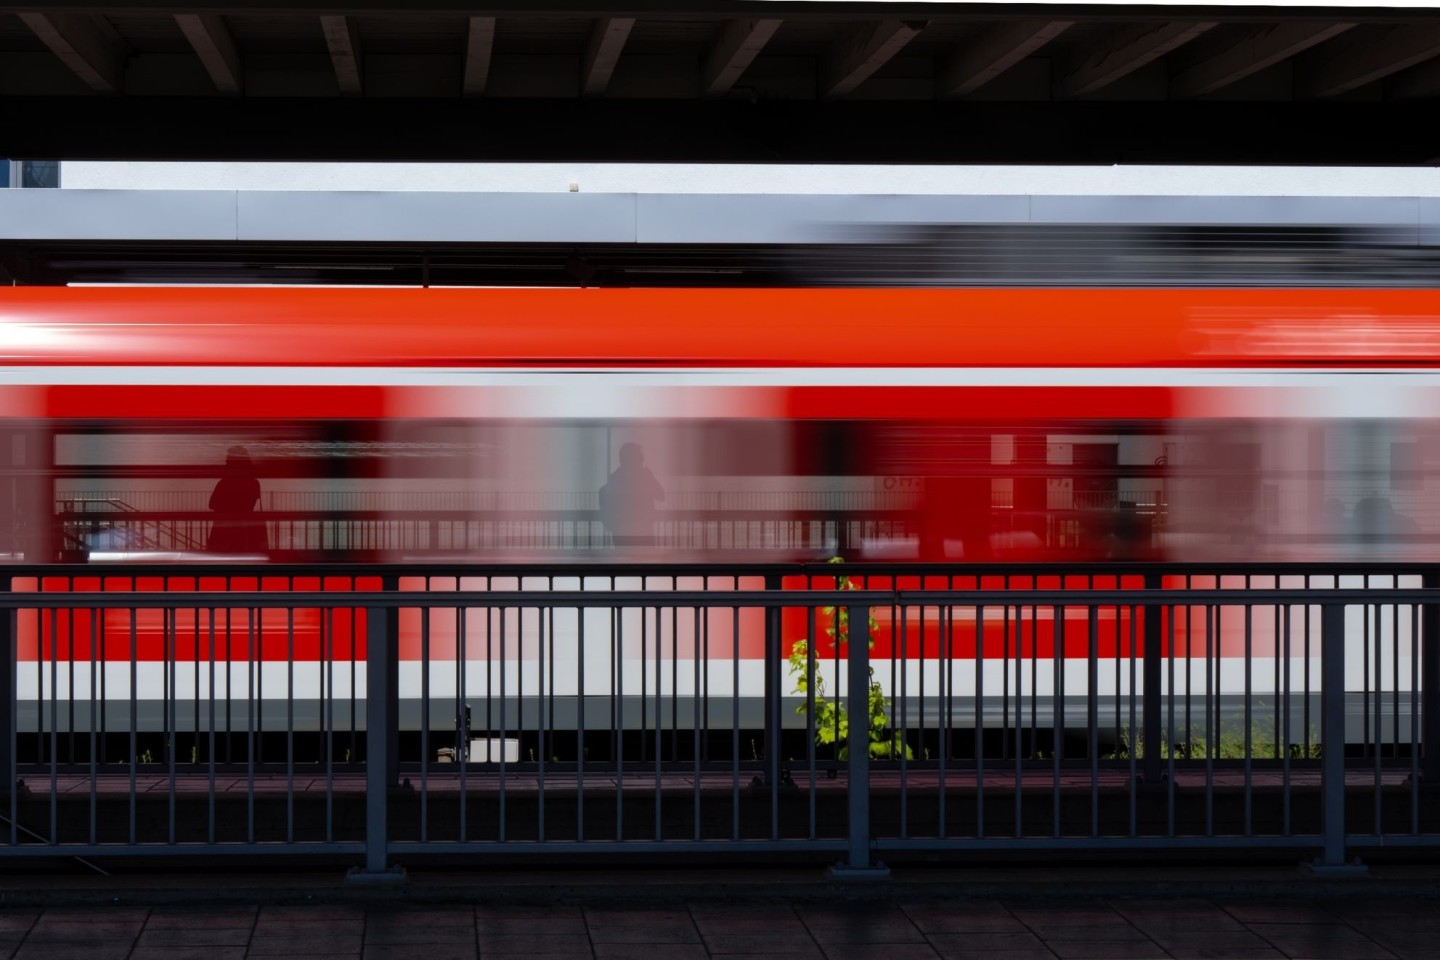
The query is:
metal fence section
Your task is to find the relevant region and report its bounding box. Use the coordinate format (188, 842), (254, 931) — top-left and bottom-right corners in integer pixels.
(0, 561), (1437, 876)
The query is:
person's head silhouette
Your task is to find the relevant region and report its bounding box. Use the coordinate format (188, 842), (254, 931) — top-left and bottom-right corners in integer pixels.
(619, 442), (643, 470)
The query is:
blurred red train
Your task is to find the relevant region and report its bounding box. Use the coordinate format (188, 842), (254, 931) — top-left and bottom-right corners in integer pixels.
(2, 286), (1437, 736)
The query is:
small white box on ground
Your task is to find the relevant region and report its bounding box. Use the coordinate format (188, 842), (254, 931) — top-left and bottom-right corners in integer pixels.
(470, 737), (520, 762)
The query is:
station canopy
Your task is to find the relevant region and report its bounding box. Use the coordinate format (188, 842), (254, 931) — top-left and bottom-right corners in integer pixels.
(3, 2), (1440, 164)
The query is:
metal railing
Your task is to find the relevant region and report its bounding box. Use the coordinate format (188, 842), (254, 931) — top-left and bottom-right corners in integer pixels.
(0, 560), (1437, 876)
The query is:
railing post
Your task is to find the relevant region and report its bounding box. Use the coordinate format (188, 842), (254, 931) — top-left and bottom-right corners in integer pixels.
(1142, 573), (1163, 783)
(0, 575), (14, 799)
(1423, 571), (1440, 784)
(831, 602), (888, 879)
(759, 574), (787, 792)
(347, 600), (404, 884)
(1313, 601), (1364, 875)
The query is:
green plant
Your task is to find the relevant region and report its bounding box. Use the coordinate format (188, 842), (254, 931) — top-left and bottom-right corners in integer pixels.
(787, 557), (911, 760)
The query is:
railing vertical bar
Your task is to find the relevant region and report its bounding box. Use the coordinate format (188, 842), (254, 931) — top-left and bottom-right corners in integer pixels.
(764, 573), (782, 839)
(843, 602), (873, 872)
(971, 604), (981, 841)
(898, 600), (908, 840)
(362, 600), (391, 875)
(1052, 601), (1063, 840)
(1282, 602), (1293, 837)
(1411, 602), (1421, 837)
(48, 607), (57, 844)
(1243, 603), (1253, 838)
(1128, 601), (1138, 838)
(6, 605), (14, 847)
(323, 606), (334, 844)
(207, 607), (216, 846)
(419, 588), (429, 844)
(732, 604), (740, 842)
(1423, 571), (1440, 784)
(654, 605), (663, 843)
(613, 602), (623, 843)
(1206, 604), (1216, 837)
(90, 604), (99, 845)
(1014, 604), (1023, 839)
(1166, 603), (1176, 838)
(1374, 602), (1384, 835)
(286, 605), (295, 845)
(1088, 602), (1098, 838)
(806, 603), (817, 841)
(129, 606), (137, 846)
(694, 605), (703, 843)
(458, 606), (468, 843)
(167, 603), (177, 846)
(576, 601), (585, 843)
(246, 605), (255, 846)
(539, 593), (550, 845)
(499, 605), (508, 843)
(1140, 569), (1163, 788)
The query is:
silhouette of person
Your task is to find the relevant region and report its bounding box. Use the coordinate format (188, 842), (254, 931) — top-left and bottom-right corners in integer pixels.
(599, 442), (665, 547)
(207, 445), (268, 555)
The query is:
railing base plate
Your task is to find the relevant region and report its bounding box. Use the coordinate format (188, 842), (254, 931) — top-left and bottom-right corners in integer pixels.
(1301, 859), (1369, 878)
(828, 862), (891, 881)
(344, 866), (407, 886)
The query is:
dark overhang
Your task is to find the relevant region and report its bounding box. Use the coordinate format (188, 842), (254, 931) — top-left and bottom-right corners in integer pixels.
(3, 3), (1440, 162)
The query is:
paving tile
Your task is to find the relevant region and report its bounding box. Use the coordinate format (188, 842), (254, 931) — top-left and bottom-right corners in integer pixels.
(24, 919), (143, 941)
(14, 942), (137, 960)
(145, 906), (257, 926)
(1007, 906), (1125, 926)
(33, 907), (150, 924)
(692, 915), (809, 934)
(475, 904), (584, 921)
(1220, 903), (1342, 924)
(249, 933), (366, 955)
(592, 945), (708, 960)
(1030, 924), (1153, 942)
(926, 931), (1050, 952)
(262, 906), (367, 922)
(129, 948), (249, 960)
(927, 950), (1056, 960)
(702, 932), (823, 954)
(819, 944), (941, 960)
(1044, 941), (1171, 959)
(364, 921), (476, 945)
(475, 933), (593, 953)
(1163, 949), (1286, 960)
(808, 921), (928, 945)
(1149, 932), (1281, 951)
(1242, 932), (1396, 960)
(477, 955), (591, 960)
(363, 944), (480, 960)
(0, 916), (38, 937)
(901, 904), (1026, 934)
(478, 918), (588, 936)
(586, 925), (702, 944)
(137, 927), (254, 947)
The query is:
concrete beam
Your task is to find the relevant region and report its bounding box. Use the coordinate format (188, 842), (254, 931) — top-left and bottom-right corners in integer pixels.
(1300, 23), (1440, 98)
(1171, 22), (1353, 98)
(702, 18), (782, 97)
(825, 19), (925, 98)
(582, 17), (635, 97)
(941, 20), (1071, 97)
(17, 12), (125, 94)
(319, 14), (362, 96)
(1055, 20), (1216, 98)
(1387, 53), (1440, 99)
(463, 16), (495, 97)
(175, 13), (243, 95)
